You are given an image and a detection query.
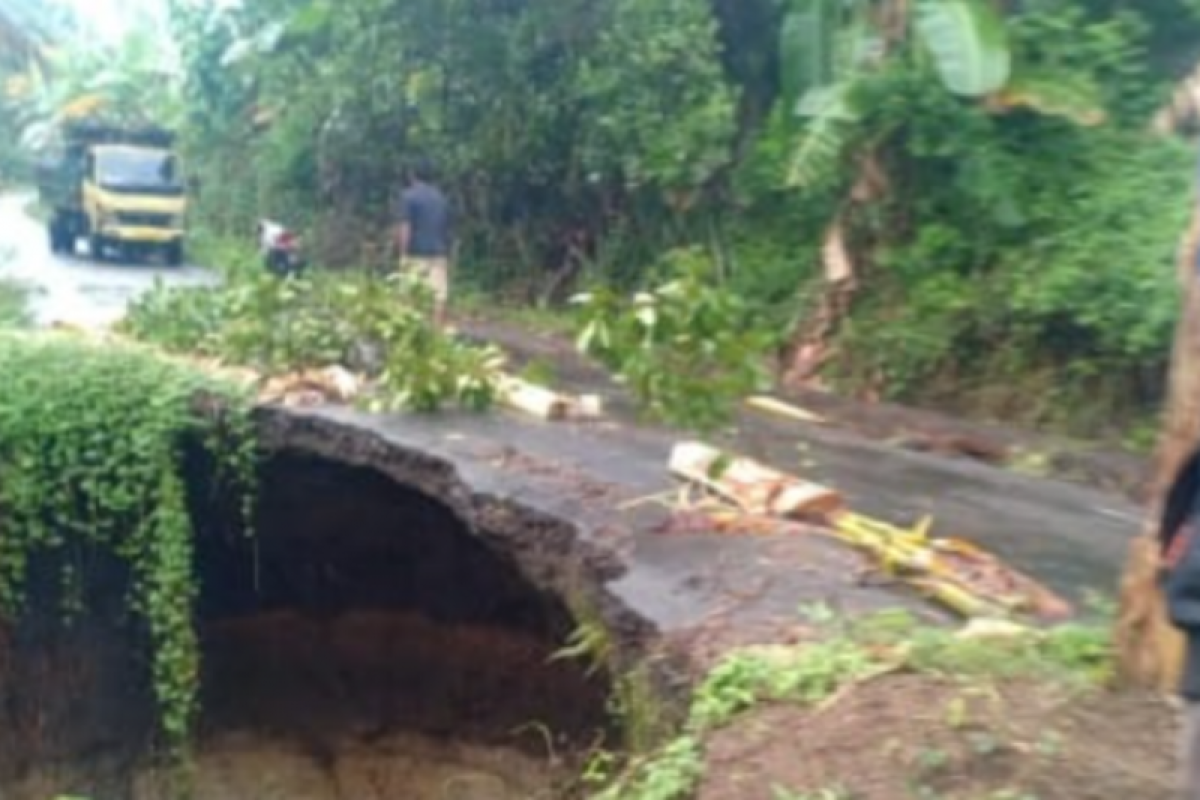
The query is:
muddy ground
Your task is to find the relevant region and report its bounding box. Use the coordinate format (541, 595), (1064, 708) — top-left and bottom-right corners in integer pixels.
(699, 675), (1177, 800)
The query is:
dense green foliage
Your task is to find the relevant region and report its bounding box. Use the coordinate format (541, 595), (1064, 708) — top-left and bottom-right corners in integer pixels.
(0, 333), (256, 748)
(160, 0), (1200, 436)
(122, 254), (503, 412)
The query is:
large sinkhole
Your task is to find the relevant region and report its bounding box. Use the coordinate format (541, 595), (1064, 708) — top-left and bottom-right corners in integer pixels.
(0, 448), (616, 800)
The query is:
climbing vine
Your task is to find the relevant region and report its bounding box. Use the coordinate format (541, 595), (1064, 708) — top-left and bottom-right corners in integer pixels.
(0, 333), (257, 749)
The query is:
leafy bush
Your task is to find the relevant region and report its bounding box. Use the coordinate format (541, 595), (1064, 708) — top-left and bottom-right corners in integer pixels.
(122, 271), (503, 412)
(0, 333), (256, 749)
(824, 48), (1191, 431)
(574, 249), (776, 431)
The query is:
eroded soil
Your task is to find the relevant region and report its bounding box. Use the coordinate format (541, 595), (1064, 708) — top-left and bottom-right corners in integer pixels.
(131, 609), (603, 800)
(699, 675), (1176, 800)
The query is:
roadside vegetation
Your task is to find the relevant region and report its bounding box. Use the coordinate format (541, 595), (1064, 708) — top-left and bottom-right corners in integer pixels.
(586, 608), (1159, 800)
(158, 0), (1200, 440)
(122, 249), (504, 412)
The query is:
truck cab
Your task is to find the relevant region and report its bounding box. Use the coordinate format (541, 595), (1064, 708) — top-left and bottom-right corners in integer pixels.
(41, 123), (188, 265)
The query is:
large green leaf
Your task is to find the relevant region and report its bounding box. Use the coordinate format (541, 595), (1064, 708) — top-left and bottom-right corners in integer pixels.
(914, 0), (1011, 97)
(787, 81), (859, 187)
(780, 0), (837, 113)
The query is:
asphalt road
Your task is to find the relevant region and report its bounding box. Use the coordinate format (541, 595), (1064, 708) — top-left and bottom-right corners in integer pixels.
(0, 191), (1145, 607)
(0, 192), (215, 328)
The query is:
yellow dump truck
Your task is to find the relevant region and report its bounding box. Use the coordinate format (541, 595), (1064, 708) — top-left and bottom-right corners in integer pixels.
(37, 122), (187, 265)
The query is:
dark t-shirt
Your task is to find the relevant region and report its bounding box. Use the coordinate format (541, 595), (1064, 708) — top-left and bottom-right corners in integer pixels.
(397, 182), (451, 258)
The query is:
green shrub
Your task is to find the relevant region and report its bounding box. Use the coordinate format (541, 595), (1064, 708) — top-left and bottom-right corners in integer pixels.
(574, 248), (776, 431)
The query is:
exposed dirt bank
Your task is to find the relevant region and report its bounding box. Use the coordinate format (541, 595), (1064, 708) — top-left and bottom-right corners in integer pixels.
(698, 675), (1177, 800)
(1, 423), (625, 799)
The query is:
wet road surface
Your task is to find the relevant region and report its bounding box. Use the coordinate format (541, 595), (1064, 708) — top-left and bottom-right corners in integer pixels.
(0, 192), (215, 328)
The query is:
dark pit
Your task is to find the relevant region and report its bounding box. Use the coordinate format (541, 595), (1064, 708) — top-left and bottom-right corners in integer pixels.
(0, 449), (614, 800)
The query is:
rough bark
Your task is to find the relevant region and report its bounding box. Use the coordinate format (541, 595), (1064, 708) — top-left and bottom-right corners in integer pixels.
(1116, 205), (1200, 690)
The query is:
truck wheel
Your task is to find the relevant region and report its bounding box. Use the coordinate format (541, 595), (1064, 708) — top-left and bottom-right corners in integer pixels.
(165, 242), (184, 267)
(90, 235), (108, 262)
(48, 215), (68, 253)
(67, 214), (87, 257)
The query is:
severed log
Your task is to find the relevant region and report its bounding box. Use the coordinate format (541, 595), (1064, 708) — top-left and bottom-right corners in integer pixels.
(498, 375), (571, 420)
(668, 441), (844, 518)
(497, 375), (604, 421)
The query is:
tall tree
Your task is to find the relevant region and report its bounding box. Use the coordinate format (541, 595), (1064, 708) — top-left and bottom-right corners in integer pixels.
(1116, 191), (1200, 690)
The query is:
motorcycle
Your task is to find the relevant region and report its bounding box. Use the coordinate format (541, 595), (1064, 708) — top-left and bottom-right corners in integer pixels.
(257, 219), (306, 276)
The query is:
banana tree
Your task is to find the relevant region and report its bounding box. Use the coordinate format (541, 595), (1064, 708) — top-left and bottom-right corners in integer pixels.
(781, 0), (1011, 186)
(777, 0), (1110, 382)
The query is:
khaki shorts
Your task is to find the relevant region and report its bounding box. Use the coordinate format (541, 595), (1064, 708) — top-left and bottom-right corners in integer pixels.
(399, 257), (449, 305)
(1184, 701), (1200, 800)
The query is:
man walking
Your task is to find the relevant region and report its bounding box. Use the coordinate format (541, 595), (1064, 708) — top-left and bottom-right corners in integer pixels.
(395, 159), (452, 329)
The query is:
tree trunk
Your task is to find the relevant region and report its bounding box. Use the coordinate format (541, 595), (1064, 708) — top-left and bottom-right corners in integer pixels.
(1116, 204), (1200, 690)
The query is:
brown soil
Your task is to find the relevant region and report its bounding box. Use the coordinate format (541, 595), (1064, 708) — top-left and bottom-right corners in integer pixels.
(698, 675), (1177, 800)
(199, 609), (607, 757)
(136, 730), (559, 800)
(121, 609), (599, 800)
(1, 447), (616, 800)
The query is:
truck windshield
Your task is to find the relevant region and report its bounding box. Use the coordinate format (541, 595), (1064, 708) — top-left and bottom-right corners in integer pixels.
(95, 149), (180, 191)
